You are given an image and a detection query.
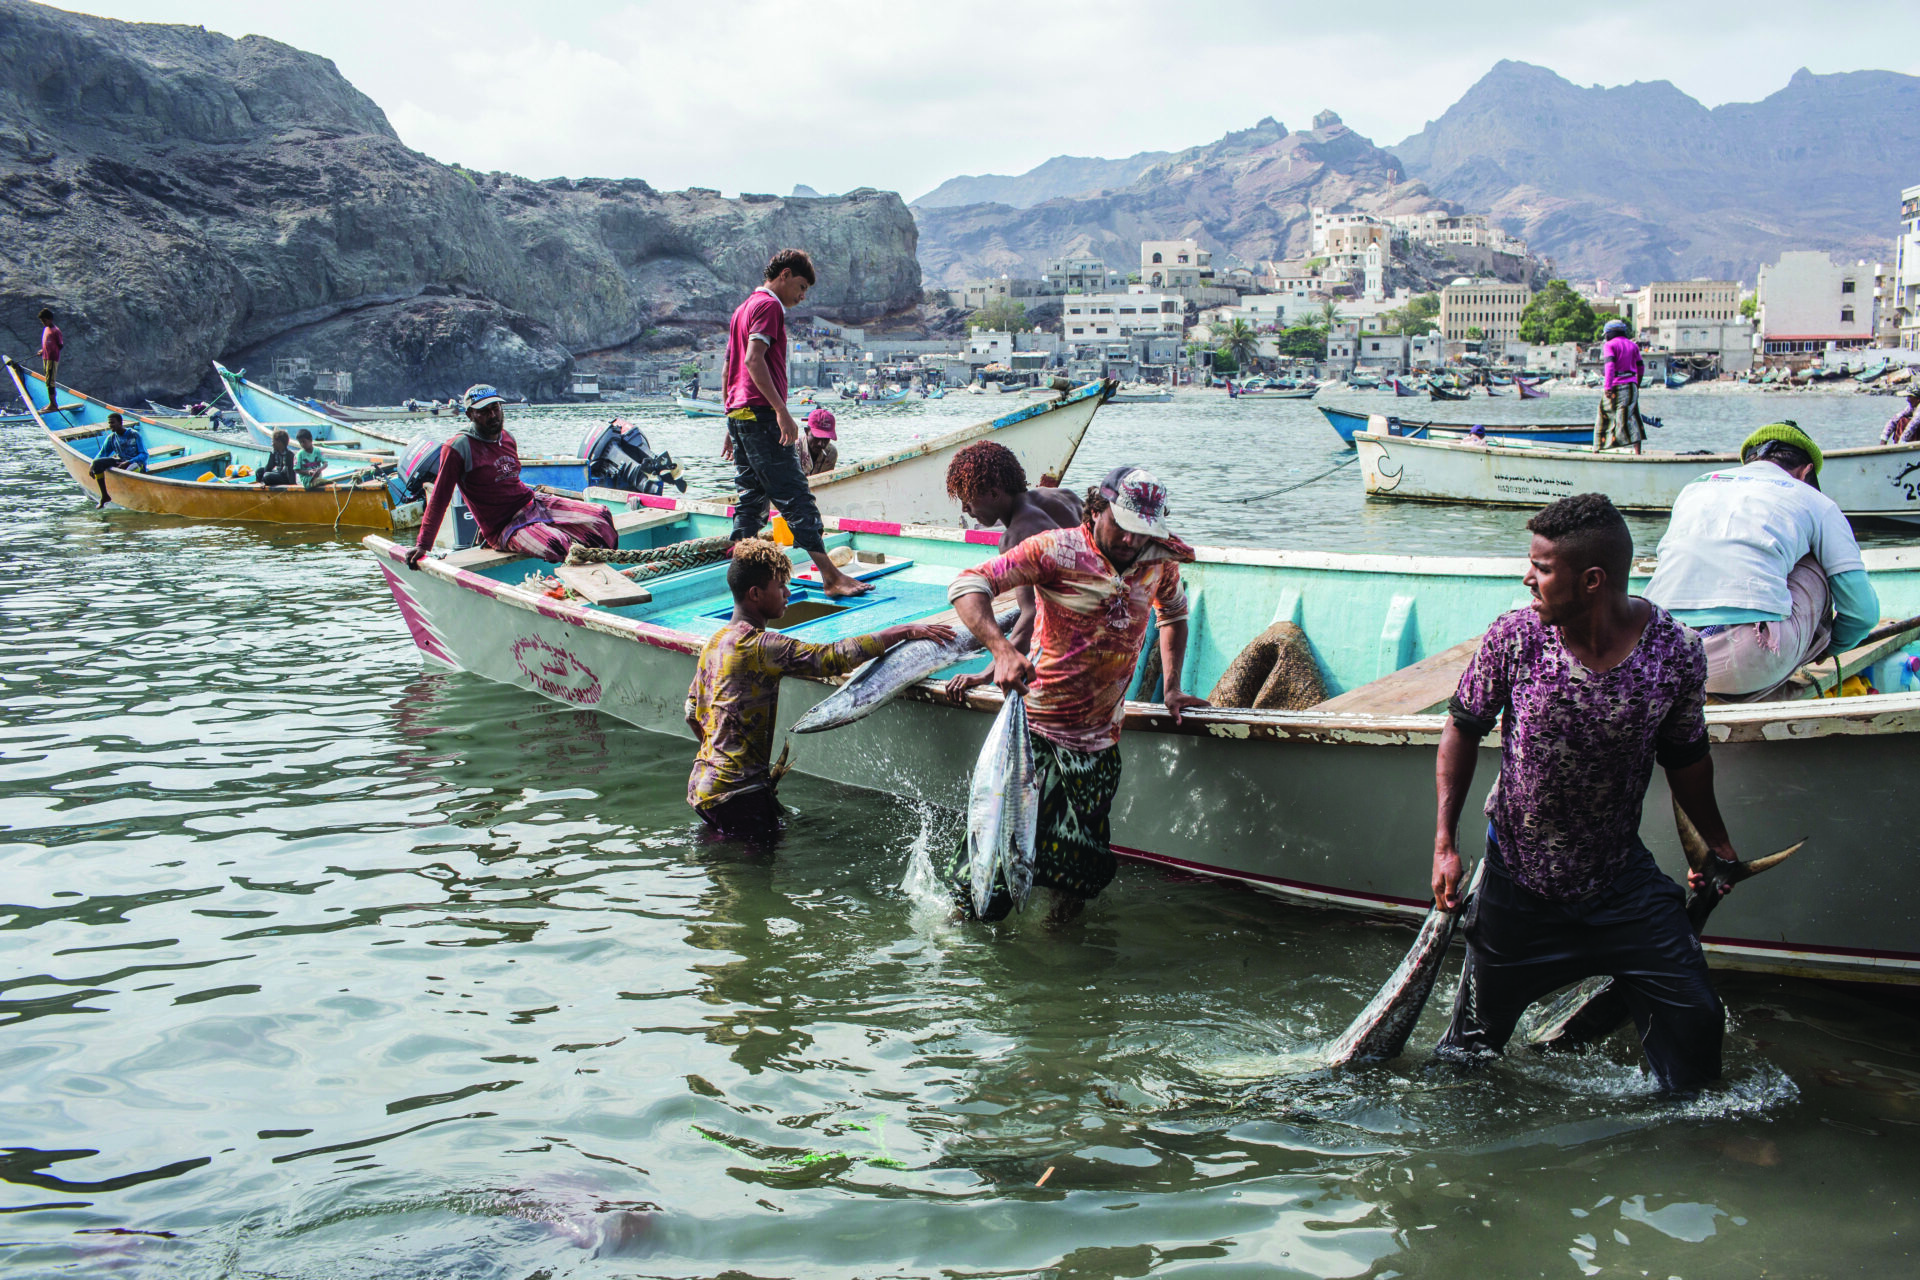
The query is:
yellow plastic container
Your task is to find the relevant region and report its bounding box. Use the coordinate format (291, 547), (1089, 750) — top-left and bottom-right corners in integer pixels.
(769, 515), (794, 546)
(197, 472), (216, 482)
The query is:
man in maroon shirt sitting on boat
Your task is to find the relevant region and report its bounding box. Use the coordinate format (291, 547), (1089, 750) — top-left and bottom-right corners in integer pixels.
(404, 384), (616, 569)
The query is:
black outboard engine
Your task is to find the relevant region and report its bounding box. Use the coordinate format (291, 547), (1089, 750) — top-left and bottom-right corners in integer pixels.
(396, 432), (450, 502)
(578, 418), (687, 496)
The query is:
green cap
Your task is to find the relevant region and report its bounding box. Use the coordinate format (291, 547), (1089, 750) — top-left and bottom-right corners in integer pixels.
(1741, 421), (1823, 477)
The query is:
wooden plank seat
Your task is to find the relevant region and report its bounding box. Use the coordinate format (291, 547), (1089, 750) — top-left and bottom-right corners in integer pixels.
(145, 443), (187, 460)
(144, 449), (231, 476)
(1310, 636), (1483, 716)
(53, 423), (107, 440)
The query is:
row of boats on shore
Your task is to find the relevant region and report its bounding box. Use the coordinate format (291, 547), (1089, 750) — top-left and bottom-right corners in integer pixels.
(20, 369), (1920, 988)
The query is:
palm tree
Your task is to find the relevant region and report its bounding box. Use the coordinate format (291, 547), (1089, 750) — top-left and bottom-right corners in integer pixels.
(1318, 300), (1344, 331)
(1216, 318), (1260, 374)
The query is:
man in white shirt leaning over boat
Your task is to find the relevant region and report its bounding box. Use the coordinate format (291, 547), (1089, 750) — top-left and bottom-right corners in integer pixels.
(1644, 422), (1879, 701)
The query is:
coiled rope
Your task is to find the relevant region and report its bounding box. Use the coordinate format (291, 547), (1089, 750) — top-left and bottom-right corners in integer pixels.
(566, 535), (736, 582)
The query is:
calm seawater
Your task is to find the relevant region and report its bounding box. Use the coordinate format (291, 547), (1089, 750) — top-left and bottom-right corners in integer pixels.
(2, 389), (1915, 1278)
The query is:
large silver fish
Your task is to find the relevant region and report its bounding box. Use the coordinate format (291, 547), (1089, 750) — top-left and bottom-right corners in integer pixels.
(966, 690), (1039, 918)
(1324, 859), (1484, 1067)
(792, 606), (1021, 734)
(1527, 799), (1803, 1053)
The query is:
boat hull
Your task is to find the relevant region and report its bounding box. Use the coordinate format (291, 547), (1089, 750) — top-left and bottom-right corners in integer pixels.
(1358, 431), (1920, 520)
(1320, 406), (1594, 447)
(14, 365), (397, 529)
(216, 362), (409, 453)
(366, 518), (1920, 985)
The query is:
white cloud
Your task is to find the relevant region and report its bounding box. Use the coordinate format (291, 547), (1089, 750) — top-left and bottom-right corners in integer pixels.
(66, 0), (1920, 198)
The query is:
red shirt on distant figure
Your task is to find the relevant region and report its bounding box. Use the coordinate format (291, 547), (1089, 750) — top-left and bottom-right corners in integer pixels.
(40, 323), (62, 363)
(724, 287), (788, 410)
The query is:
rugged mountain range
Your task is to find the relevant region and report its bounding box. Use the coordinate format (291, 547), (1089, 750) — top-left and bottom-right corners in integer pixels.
(913, 115), (1446, 286)
(0, 0), (920, 403)
(913, 149), (1173, 209)
(914, 62), (1920, 289)
(1391, 60), (1920, 283)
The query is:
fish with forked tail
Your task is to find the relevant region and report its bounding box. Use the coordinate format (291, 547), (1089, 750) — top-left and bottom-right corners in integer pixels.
(1526, 798), (1803, 1054)
(792, 606), (1021, 734)
(1324, 859), (1485, 1066)
(965, 690), (1039, 917)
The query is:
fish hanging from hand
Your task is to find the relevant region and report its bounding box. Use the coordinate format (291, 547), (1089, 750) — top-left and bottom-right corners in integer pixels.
(965, 690), (1039, 918)
(1323, 859), (1485, 1067)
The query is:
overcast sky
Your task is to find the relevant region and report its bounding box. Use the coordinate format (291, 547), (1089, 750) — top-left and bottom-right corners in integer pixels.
(72, 0), (1920, 200)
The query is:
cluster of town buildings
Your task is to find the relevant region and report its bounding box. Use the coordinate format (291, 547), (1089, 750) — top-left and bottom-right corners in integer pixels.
(582, 187), (1920, 397)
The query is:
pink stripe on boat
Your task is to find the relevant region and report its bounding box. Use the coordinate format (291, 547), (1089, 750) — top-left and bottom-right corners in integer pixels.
(965, 529), (1003, 545)
(839, 518), (902, 536)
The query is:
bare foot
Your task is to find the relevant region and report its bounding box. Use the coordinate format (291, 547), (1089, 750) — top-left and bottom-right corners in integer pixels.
(821, 568), (872, 597)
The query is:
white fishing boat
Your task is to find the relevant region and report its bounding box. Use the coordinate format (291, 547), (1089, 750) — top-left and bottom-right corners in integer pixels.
(620, 380), (1106, 527)
(366, 504), (1920, 987)
(677, 393), (821, 419)
(1357, 430), (1920, 522)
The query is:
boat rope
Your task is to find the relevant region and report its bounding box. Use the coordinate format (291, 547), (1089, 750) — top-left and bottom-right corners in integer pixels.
(566, 535), (735, 582)
(1227, 453), (1361, 503)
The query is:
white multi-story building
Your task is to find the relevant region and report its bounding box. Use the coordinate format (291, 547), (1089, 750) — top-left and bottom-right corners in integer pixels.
(1042, 256), (1125, 294)
(1140, 239), (1213, 291)
(1061, 292), (1183, 347)
(1892, 185), (1920, 349)
(1386, 211), (1530, 257)
(1310, 208), (1385, 256)
(1624, 281), (1741, 329)
(1755, 251), (1878, 358)
(1438, 277), (1533, 342)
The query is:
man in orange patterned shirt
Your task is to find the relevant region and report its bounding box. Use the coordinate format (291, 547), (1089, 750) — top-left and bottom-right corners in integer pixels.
(944, 466), (1207, 922)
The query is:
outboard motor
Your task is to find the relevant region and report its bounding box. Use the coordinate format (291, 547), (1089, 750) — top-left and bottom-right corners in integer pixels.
(578, 418), (687, 496)
(397, 432), (449, 502)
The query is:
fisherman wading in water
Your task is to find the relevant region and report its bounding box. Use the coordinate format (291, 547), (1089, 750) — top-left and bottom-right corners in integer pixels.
(1434, 493), (1744, 1093)
(945, 466), (1205, 925)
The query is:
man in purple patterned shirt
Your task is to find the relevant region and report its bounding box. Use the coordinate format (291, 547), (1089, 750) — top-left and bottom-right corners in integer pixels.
(1432, 493), (1746, 1093)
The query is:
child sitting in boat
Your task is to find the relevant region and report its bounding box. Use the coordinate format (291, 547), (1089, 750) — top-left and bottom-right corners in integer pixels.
(255, 429), (298, 486)
(404, 384), (617, 567)
(684, 538), (952, 841)
(292, 429), (326, 490)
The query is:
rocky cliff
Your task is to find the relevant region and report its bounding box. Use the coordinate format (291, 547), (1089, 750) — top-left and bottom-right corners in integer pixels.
(1392, 60), (1920, 282)
(912, 116), (1447, 285)
(0, 0), (921, 403)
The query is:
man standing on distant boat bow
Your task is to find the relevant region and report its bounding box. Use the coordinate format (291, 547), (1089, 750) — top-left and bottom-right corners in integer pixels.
(1432, 493), (1745, 1094)
(723, 249), (869, 598)
(1594, 319), (1645, 453)
(38, 308), (62, 411)
(944, 466), (1207, 925)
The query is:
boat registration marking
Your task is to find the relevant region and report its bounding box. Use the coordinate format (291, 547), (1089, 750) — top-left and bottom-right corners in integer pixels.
(512, 635), (603, 705)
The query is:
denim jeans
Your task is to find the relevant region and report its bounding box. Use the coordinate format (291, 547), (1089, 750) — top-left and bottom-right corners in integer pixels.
(726, 407), (826, 554)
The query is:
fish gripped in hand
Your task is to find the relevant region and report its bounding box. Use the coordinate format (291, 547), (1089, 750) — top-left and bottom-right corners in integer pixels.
(792, 606), (1021, 734)
(966, 690), (1039, 918)
(1323, 859), (1485, 1067)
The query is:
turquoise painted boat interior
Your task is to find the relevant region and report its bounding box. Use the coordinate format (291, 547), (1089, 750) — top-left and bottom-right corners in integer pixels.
(458, 513), (1920, 702)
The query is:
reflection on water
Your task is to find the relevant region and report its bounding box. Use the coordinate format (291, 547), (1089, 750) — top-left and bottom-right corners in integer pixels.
(1, 392), (1917, 1277)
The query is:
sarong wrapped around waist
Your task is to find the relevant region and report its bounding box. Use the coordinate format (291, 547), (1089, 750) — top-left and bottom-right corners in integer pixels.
(946, 731), (1122, 922)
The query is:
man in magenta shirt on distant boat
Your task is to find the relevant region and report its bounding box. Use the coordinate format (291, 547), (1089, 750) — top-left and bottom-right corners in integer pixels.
(1595, 318), (1645, 453)
(721, 249), (868, 597)
(38, 307), (62, 411)
(404, 384), (616, 568)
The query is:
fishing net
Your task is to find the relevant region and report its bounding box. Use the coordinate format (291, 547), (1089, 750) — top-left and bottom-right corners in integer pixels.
(565, 536), (736, 583)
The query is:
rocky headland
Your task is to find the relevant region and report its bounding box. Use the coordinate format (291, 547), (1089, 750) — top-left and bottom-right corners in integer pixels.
(0, 0), (921, 404)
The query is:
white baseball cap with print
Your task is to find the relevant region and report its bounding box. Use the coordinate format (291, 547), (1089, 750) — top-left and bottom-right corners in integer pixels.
(1097, 465), (1174, 540)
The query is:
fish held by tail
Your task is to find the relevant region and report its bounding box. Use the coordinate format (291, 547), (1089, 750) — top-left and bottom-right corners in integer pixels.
(1325, 859), (1484, 1067)
(965, 691), (1039, 918)
(1527, 798), (1803, 1054)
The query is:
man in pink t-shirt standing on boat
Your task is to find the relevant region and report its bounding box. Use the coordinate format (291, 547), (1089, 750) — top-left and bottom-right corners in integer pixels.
(722, 249), (868, 598)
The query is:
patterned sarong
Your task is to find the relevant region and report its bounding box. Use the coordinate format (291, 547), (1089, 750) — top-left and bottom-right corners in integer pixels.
(1594, 381), (1646, 451)
(946, 731), (1122, 921)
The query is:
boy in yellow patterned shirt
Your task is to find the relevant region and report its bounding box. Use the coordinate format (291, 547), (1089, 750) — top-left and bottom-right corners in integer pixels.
(685, 539), (951, 840)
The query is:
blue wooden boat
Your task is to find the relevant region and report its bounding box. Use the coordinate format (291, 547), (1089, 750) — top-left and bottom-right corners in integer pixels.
(1389, 378), (1421, 397)
(1319, 406), (1595, 447)
(215, 362), (410, 453)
